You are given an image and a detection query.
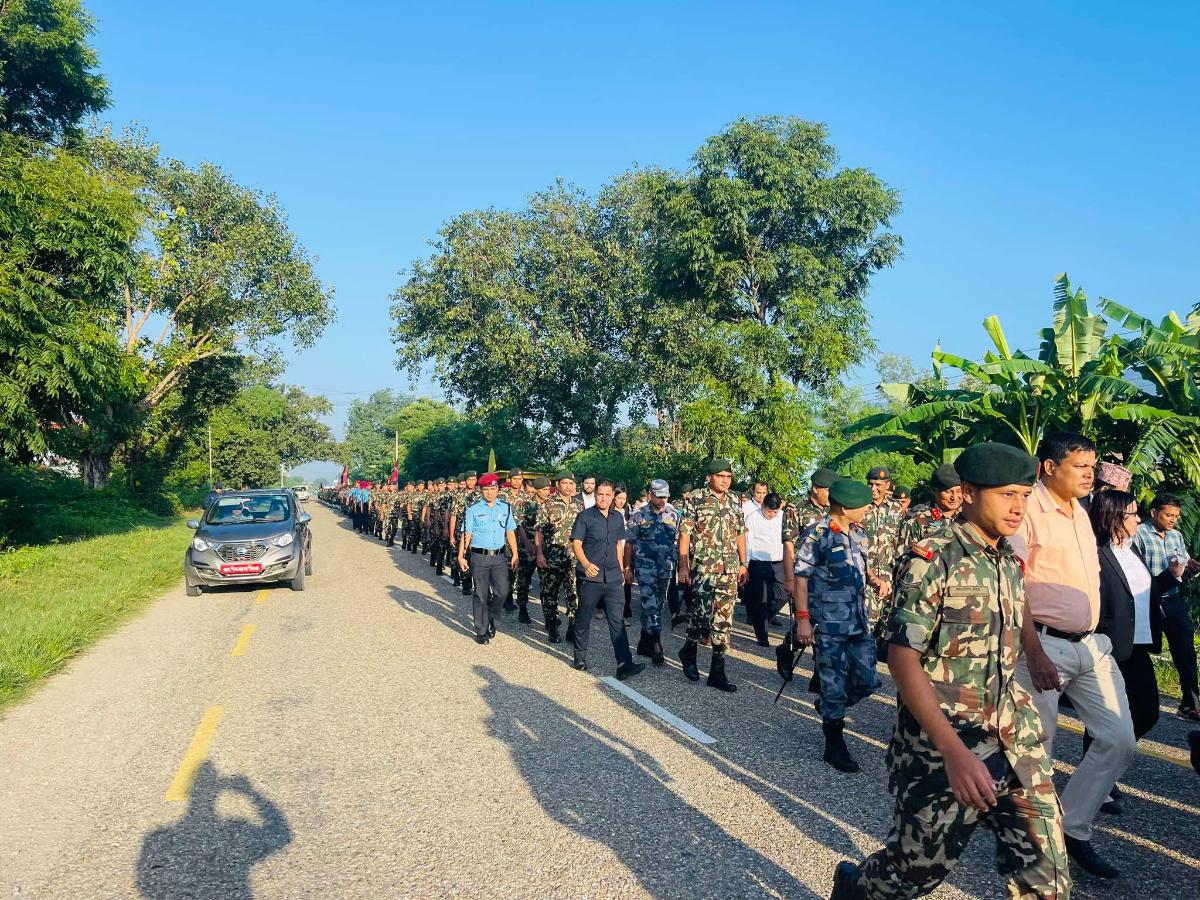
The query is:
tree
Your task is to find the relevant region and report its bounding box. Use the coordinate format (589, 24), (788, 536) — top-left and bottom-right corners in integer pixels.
(342, 389), (413, 480)
(0, 0), (109, 141)
(71, 129), (336, 486)
(0, 135), (139, 462)
(175, 382), (334, 489)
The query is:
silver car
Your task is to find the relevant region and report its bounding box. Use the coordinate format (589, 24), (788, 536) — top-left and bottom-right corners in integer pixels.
(185, 490), (312, 595)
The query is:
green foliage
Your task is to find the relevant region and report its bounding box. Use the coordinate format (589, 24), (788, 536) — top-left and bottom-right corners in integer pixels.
(0, 0), (109, 141)
(342, 389), (414, 479)
(0, 462), (174, 548)
(0, 134), (140, 462)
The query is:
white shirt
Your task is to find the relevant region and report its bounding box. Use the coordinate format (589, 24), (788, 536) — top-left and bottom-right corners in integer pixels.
(581, 492), (596, 509)
(1113, 540), (1153, 645)
(745, 508), (784, 562)
(742, 499), (761, 519)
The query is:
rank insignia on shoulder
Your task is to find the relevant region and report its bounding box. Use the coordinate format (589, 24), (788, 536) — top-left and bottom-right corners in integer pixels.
(911, 542), (934, 561)
(828, 521), (842, 534)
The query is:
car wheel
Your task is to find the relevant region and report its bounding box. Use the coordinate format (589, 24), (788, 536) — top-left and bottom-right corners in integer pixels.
(304, 551), (313, 576)
(290, 559), (306, 592)
(186, 582), (202, 597)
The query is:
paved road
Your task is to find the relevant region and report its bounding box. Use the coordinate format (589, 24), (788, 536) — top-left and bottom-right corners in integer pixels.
(1, 503), (1197, 898)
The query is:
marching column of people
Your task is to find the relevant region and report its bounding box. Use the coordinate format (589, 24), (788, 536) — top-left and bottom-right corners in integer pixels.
(318, 435), (1200, 899)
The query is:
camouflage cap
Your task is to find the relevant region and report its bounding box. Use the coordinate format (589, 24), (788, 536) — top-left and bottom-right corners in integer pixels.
(930, 463), (962, 490)
(705, 458), (734, 475)
(829, 479), (872, 509)
(954, 443), (1037, 487)
(531, 475), (551, 489)
(811, 467), (839, 488)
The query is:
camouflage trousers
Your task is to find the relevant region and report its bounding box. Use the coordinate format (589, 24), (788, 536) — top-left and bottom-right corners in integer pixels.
(384, 512), (399, 544)
(687, 568), (738, 650)
(813, 630), (878, 721)
(856, 768), (1070, 899)
(634, 562), (673, 636)
(512, 555), (537, 607)
(539, 546), (578, 628)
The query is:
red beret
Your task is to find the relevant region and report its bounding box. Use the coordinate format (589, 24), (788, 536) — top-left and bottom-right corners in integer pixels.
(477, 473), (499, 487)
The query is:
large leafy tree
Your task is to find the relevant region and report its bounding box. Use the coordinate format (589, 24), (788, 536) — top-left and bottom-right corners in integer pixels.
(342, 389), (413, 480)
(0, 0), (108, 141)
(0, 135), (139, 461)
(69, 130), (336, 486)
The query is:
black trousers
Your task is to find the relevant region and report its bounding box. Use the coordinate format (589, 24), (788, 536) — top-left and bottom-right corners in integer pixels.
(575, 579), (633, 668)
(469, 553), (510, 638)
(745, 560), (783, 643)
(1162, 596), (1200, 710)
(1119, 645), (1161, 740)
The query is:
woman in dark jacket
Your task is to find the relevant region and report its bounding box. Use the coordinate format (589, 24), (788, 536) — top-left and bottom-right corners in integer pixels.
(1089, 490), (1184, 740)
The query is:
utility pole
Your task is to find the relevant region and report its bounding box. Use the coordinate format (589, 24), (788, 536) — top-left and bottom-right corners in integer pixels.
(208, 423), (213, 489)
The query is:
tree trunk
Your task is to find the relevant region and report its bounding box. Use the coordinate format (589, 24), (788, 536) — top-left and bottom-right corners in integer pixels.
(81, 446), (114, 489)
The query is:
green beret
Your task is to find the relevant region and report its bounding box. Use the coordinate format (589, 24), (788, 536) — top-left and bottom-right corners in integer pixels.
(954, 443), (1037, 487)
(893, 485), (911, 499)
(436, 477), (446, 484)
(706, 458), (734, 475)
(829, 479), (872, 509)
(930, 463), (962, 491)
(555, 471), (576, 483)
(464, 470), (477, 478)
(811, 467), (839, 488)
(531, 475), (551, 489)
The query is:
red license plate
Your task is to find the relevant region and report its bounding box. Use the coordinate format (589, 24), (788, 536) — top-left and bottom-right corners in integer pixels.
(219, 563), (263, 576)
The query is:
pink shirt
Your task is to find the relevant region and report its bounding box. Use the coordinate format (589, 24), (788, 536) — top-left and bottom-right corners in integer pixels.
(1010, 481), (1101, 633)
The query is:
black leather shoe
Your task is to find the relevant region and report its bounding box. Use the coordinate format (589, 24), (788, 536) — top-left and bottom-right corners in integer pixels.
(1064, 836), (1120, 879)
(769, 615), (782, 627)
(503, 598), (517, 612)
(822, 719), (860, 773)
(636, 632), (654, 657)
(828, 860), (864, 900)
(1177, 705), (1200, 723)
(474, 635), (489, 645)
(487, 621), (496, 639)
(1189, 730), (1200, 775)
(1100, 798), (1123, 816)
(706, 650), (737, 693)
(651, 639), (665, 666)
(573, 660), (588, 671)
(546, 623), (561, 643)
(615, 661), (645, 681)
(518, 606), (532, 624)
(679, 640), (700, 682)
(565, 619), (577, 644)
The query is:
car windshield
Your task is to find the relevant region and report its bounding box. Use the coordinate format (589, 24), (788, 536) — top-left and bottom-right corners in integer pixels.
(205, 496), (291, 525)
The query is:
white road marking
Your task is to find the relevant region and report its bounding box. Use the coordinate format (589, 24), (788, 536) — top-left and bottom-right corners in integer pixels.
(600, 676), (717, 745)
(441, 575), (454, 584)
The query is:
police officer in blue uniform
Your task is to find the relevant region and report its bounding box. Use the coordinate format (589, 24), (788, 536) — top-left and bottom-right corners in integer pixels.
(457, 473), (519, 644)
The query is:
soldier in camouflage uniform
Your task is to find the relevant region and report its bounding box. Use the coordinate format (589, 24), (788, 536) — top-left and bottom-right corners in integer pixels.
(895, 463), (963, 562)
(534, 472), (582, 643)
(792, 479), (882, 772)
(862, 465), (905, 624)
(499, 468), (526, 615)
(892, 485), (912, 516)
(626, 478), (678, 666)
(445, 475), (465, 586)
(431, 478), (455, 576)
(515, 476), (552, 621)
(831, 443), (1069, 900)
(782, 466), (840, 624)
(385, 483), (405, 546)
(403, 481), (423, 551)
(450, 472), (480, 596)
(678, 459), (747, 693)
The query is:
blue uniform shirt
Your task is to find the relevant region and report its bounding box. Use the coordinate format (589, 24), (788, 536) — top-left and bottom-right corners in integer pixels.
(465, 499), (516, 550)
(794, 516), (870, 636)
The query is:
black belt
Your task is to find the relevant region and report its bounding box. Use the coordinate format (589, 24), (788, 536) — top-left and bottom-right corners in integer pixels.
(471, 547), (506, 556)
(1035, 621), (1093, 642)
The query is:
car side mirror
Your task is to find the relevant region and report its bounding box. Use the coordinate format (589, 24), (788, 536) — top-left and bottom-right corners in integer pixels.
(186, 519), (200, 529)
(298, 513), (312, 524)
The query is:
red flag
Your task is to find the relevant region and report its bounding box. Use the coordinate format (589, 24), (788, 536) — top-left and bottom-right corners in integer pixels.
(340, 465), (348, 487)
(389, 467), (399, 485)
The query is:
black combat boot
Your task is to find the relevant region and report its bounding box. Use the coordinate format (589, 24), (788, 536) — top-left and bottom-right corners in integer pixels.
(565, 618), (576, 645)
(546, 620), (561, 643)
(679, 640), (700, 681)
(707, 649), (737, 693)
(651, 637), (665, 666)
(517, 603), (531, 624)
(822, 718), (860, 773)
(636, 632), (654, 658)
(828, 861), (866, 900)
(503, 593), (517, 612)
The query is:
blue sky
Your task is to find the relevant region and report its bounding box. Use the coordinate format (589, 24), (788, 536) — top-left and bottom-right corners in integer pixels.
(91, 1), (1200, 452)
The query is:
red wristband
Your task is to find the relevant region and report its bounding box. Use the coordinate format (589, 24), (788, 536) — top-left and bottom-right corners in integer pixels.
(795, 610), (810, 620)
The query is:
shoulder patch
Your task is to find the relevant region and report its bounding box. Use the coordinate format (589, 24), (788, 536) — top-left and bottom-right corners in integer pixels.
(911, 542), (934, 560)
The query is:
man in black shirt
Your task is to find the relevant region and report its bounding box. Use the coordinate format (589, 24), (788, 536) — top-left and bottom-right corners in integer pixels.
(570, 480), (645, 680)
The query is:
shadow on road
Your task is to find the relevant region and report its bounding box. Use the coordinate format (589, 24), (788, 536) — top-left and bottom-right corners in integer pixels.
(136, 762), (291, 900)
(475, 665), (820, 899)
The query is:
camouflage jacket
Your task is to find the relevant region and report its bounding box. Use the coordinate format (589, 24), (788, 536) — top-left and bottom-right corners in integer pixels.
(896, 503), (959, 557)
(794, 517), (870, 636)
(783, 497), (828, 545)
(629, 503), (679, 574)
(679, 487), (745, 573)
(887, 520), (1051, 791)
(862, 499), (905, 579)
(537, 495), (583, 548)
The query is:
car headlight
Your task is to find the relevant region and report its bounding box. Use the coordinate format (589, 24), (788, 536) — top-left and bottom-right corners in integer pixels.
(273, 532), (295, 548)
(192, 537), (211, 552)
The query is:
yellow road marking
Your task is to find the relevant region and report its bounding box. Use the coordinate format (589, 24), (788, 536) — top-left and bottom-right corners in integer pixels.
(164, 706), (224, 802)
(230, 625), (256, 657)
(255, 589), (268, 605)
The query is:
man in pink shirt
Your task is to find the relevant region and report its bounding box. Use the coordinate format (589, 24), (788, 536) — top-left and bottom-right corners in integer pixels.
(1012, 433), (1135, 881)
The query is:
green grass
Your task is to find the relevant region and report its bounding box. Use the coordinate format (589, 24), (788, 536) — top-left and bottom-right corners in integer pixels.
(0, 519), (193, 712)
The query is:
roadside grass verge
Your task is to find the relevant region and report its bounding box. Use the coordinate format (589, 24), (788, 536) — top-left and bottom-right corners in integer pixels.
(0, 519), (193, 712)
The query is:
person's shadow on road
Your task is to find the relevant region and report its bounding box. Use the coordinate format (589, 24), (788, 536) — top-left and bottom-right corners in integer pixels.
(136, 762), (291, 900)
(475, 665), (819, 898)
